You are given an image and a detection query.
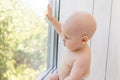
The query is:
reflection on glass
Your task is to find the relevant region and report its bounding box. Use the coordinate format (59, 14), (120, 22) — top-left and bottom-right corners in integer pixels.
(0, 0), (48, 80)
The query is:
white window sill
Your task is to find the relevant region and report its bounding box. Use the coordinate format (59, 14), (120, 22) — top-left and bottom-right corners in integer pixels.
(36, 67), (57, 80)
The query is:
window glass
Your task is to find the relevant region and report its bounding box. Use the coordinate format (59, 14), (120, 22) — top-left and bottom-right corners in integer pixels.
(0, 0), (49, 80)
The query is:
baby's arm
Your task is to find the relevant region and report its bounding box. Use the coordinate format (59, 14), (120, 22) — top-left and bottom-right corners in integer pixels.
(46, 4), (61, 35)
(64, 59), (87, 80)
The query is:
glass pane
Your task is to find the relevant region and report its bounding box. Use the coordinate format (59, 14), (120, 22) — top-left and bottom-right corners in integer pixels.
(0, 0), (49, 80)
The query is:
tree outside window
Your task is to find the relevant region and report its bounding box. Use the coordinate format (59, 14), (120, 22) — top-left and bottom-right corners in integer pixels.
(0, 0), (49, 80)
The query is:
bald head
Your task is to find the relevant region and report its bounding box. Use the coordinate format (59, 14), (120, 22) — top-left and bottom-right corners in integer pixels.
(62, 11), (96, 39)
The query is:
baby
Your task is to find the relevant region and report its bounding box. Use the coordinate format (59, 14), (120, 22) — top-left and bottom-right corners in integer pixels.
(45, 4), (96, 80)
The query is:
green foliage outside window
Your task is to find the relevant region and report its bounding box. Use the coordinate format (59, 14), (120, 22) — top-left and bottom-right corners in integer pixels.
(0, 0), (48, 80)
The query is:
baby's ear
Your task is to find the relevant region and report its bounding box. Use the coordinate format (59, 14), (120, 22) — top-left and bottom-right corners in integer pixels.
(81, 36), (89, 44)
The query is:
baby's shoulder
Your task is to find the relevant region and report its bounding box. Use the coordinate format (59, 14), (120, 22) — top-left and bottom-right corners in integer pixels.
(76, 52), (90, 63)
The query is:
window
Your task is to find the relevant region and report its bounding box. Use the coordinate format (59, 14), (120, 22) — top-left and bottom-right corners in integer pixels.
(37, 0), (60, 79)
(0, 0), (60, 80)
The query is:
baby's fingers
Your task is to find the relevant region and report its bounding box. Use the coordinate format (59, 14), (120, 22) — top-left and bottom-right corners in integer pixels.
(46, 4), (54, 20)
(47, 4), (52, 14)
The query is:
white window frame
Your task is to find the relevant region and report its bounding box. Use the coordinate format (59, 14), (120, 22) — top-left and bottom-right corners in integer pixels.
(37, 0), (60, 79)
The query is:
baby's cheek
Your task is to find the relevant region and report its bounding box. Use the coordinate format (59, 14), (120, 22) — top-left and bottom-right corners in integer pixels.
(65, 42), (71, 49)
(67, 42), (72, 47)
(67, 43), (77, 50)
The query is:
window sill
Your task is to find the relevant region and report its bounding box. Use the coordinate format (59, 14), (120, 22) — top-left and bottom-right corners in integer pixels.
(36, 66), (57, 80)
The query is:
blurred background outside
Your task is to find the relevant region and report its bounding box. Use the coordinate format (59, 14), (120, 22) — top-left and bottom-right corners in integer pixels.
(0, 0), (49, 80)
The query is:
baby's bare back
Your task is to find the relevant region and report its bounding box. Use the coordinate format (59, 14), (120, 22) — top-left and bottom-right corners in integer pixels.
(58, 47), (91, 80)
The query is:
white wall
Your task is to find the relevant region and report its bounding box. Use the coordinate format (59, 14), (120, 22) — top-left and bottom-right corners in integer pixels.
(58, 0), (120, 80)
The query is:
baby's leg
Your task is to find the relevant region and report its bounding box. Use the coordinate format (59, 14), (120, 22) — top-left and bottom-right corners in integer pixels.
(44, 73), (59, 80)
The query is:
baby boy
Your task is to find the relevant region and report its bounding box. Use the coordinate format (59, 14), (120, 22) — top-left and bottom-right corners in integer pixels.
(45, 4), (96, 80)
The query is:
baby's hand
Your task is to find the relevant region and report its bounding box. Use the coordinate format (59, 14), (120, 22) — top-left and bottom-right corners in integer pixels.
(46, 4), (54, 21)
(46, 4), (61, 34)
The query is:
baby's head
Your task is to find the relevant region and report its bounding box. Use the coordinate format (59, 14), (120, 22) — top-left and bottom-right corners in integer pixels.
(61, 11), (96, 51)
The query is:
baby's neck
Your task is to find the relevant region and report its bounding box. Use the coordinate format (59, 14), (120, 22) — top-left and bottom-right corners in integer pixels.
(72, 44), (89, 53)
